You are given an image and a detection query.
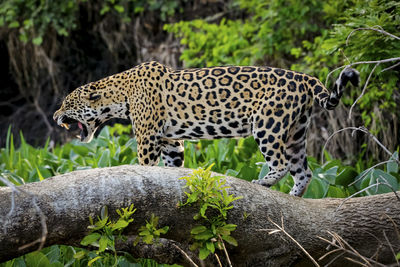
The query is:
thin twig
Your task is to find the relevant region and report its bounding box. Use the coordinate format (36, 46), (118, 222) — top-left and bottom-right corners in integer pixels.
(346, 26), (400, 46)
(383, 213), (400, 241)
(218, 234), (233, 267)
(322, 126), (396, 163)
(318, 231), (387, 267)
(336, 181), (399, 211)
(214, 253), (223, 267)
(348, 160), (396, 186)
(318, 247), (342, 261)
(344, 256), (370, 267)
(382, 230), (399, 266)
(260, 217), (320, 267)
(171, 243), (199, 267)
(323, 251), (346, 267)
(324, 57), (400, 88)
(381, 61), (400, 72)
(349, 62), (380, 118)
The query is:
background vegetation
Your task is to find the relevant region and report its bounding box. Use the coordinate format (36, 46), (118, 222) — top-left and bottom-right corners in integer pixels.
(0, 0), (399, 266)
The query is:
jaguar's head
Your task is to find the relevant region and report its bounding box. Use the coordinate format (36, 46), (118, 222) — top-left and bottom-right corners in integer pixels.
(53, 79), (129, 143)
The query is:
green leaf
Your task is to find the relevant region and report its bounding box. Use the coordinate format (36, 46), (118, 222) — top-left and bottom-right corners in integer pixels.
(221, 235), (238, 246)
(111, 219), (129, 231)
(32, 37), (43, 46)
(100, 206), (108, 220)
(303, 177), (327, 199)
(9, 21), (20, 28)
(387, 152), (399, 174)
(194, 230), (214, 240)
(73, 251), (86, 259)
(88, 256), (102, 266)
(25, 251), (51, 267)
(258, 163), (270, 179)
(326, 185), (346, 198)
(222, 224), (237, 231)
(335, 167), (358, 187)
(80, 233), (101, 246)
(158, 226), (169, 234)
(142, 234), (154, 244)
(114, 5), (124, 13)
(100, 6), (110, 15)
(367, 169), (398, 195)
(191, 225), (207, 234)
(98, 235), (108, 253)
(139, 230), (150, 236)
(199, 247), (210, 260)
(98, 150), (111, 167)
(206, 242), (215, 253)
(200, 203), (208, 217)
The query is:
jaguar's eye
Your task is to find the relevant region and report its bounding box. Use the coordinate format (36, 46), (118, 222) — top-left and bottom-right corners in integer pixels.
(83, 93), (101, 101)
(89, 93), (101, 101)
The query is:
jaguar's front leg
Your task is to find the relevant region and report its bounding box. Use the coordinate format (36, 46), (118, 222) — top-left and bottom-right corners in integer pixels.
(136, 135), (162, 166)
(161, 139), (184, 167)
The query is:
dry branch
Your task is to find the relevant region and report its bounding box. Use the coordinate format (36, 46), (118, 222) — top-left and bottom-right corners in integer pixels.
(0, 166), (399, 266)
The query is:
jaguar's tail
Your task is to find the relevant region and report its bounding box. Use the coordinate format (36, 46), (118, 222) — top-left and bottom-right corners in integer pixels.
(316, 68), (360, 110)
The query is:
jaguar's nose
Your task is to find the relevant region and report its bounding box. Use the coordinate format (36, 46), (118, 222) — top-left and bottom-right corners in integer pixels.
(53, 110), (62, 122)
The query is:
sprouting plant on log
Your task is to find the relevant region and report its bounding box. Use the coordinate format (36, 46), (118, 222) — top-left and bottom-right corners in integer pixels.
(134, 213), (169, 246)
(79, 204), (136, 266)
(180, 164), (242, 263)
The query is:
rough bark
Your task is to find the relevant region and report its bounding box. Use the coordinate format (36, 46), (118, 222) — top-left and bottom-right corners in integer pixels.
(0, 165), (399, 266)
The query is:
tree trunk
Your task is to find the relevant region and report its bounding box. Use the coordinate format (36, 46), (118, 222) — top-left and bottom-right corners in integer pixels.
(0, 165), (399, 266)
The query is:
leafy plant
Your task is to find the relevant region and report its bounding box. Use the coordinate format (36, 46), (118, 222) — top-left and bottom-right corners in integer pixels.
(0, 0), (186, 45)
(0, 124), (138, 186)
(134, 214), (169, 245)
(180, 165), (242, 260)
(80, 204), (136, 266)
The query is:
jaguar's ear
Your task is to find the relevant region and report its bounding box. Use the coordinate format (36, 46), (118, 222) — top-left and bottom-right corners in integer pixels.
(83, 93), (101, 102)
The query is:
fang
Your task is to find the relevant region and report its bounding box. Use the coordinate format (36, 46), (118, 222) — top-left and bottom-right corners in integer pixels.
(61, 123), (70, 130)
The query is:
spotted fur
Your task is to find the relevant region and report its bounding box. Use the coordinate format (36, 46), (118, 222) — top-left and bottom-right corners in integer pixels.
(53, 61), (359, 196)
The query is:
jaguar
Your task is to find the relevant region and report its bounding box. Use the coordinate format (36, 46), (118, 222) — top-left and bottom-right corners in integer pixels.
(53, 61), (359, 196)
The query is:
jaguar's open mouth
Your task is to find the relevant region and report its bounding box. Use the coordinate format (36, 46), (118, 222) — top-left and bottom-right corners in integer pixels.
(59, 116), (88, 141)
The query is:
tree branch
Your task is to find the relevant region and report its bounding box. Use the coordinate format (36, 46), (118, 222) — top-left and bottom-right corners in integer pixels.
(0, 166), (399, 266)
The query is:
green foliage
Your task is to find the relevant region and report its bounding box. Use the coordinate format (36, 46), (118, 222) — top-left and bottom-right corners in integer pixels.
(80, 204), (136, 266)
(0, 0), (184, 45)
(0, 124), (138, 186)
(306, 0), (400, 131)
(303, 151), (400, 198)
(184, 137), (265, 182)
(0, 0), (82, 44)
(134, 214), (169, 245)
(165, 19), (256, 66)
(128, 0), (184, 21)
(0, 244), (156, 267)
(165, 0), (337, 67)
(292, 0), (400, 129)
(180, 165), (241, 260)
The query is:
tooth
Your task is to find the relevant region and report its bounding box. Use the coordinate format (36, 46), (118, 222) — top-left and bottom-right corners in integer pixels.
(76, 135), (81, 139)
(60, 123), (70, 130)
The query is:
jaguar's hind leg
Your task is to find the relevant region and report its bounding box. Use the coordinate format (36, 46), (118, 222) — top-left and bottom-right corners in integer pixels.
(286, 142), (312, 196)
(161, 139), (184, 167)
(252, 131), (290, 188)
(286, 113), (312, 196)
